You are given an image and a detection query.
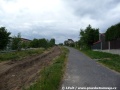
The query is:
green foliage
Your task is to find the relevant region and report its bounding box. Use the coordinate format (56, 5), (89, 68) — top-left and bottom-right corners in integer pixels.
(30, 39), (39, 48)
(79, 25), (99, 49)
(30, 38), (56, 48)
(49, 38), (55, 47)
(0, 27), (11, 50)
(82, 50), (119, 59)
(64, 42), (75, 47)
(26, 47), (69, 90)
(21, 42), (30, 49)
(99, 57), (120, 72)
(70, 43), (75, 47)
(11, 33), (21, 51)
(64, 41), (69, 46)
(105, 22), (120, 41)
(30, 38), (48, 48)
(38, 38), (49, 48)
(64, 39), (75, 47)
(58, 43), (63, 46)
(75, 40), (81, 48)
(0, 48), (44, 61)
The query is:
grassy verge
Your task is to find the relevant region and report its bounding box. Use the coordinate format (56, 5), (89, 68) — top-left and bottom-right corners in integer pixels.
(0, 48), (45, 62)
(25, 47), (69, 90)
(80, 49), (120, 72)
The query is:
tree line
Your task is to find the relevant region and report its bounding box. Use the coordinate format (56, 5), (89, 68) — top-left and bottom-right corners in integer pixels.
(78, 22), (120, 49)
(105, 23), (120, 41)
(0, 27), (55, 51)
(30, 38), (55, 49)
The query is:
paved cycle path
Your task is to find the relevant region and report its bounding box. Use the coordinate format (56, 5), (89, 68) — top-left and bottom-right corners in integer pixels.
(61, 47), (120, 90)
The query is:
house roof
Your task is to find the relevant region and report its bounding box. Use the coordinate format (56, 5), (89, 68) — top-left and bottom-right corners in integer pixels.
(68, 39), (74, 41)
(93, 40), (101, 44)
(93, 33), (105, 45)
(21, 38), (31, 42)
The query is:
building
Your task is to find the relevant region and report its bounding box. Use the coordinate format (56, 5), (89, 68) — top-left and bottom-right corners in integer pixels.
(21, 38), (31, 43)
(64, 39), (75, 46)
(92, 33), (108, 50)
(6, 38), (31, 50)
(92, 33), (120, 50)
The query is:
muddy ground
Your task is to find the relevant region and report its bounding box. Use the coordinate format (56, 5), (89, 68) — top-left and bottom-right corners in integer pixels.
(0, 46), (61, 90)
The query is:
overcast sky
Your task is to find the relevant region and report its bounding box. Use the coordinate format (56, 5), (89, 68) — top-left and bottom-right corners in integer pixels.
(0, 0), (120, 43)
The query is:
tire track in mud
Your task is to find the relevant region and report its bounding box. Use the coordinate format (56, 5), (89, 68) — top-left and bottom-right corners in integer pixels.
(0, 46), (61, 90)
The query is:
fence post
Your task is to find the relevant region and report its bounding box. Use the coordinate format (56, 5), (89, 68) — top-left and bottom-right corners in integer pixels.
(108, 41), (110, 52)
(101, 42), (102, 50)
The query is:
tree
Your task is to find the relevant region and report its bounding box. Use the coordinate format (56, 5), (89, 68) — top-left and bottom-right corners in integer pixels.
(11, 33), (21, 51)
(105, 22), (120, 41)
(30, 38), (39, 48)
(38, 38), (49, 48)
(64, 40), (69, 46)
(58, 43), (63, 46)
(30, 38), (55, 49)
(49, 38), (55, 47)
(21, 41), (30, 49)
(0, 27), (11, 50)
(79, 25), (99, 49)
(30, 38), (49, 48)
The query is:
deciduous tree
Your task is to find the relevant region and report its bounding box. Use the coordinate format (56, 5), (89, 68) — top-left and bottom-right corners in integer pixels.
(49, 38), (55, 47)
(79, 25), (99, 49)
(105, 23), (120, 41)
(0, 27), (11, 50)
(11, 33), (21, 51)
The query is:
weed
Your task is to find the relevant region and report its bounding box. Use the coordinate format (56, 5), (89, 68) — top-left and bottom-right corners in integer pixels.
(26, 47), (69, 90)
(0, 48), (44, 61)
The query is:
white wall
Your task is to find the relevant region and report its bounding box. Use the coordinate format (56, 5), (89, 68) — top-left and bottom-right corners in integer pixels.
(93, 49), (120, 55)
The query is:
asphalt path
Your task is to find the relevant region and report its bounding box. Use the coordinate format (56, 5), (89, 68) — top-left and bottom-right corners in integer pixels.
(61, 47), (120, 90)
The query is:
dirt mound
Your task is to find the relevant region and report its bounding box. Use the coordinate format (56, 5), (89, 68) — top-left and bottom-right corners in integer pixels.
(0, 46), (61, 90)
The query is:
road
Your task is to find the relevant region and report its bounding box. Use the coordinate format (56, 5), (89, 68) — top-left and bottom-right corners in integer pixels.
(61, 47), (120, 90)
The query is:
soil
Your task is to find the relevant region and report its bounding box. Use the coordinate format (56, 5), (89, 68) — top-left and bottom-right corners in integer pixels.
(0, 46), (61, 90)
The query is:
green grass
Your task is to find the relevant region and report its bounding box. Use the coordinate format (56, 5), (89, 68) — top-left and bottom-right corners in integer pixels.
(25, 47), (69, 90)
(0, 48), (45, 62)
(98, 57), (120, 72)
(80, 49), (120, 72)
(81, 50), (119, 59)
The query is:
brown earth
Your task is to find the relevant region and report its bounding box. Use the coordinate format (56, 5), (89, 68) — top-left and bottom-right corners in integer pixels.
(0, 46), (61, 90)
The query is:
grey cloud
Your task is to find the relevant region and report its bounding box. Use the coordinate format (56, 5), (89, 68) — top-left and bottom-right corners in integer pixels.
(4, 0), (17, 2)
(1, 0), (120, 43)
(63, 0), (120, 32)
(64, 0), (120, 19)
